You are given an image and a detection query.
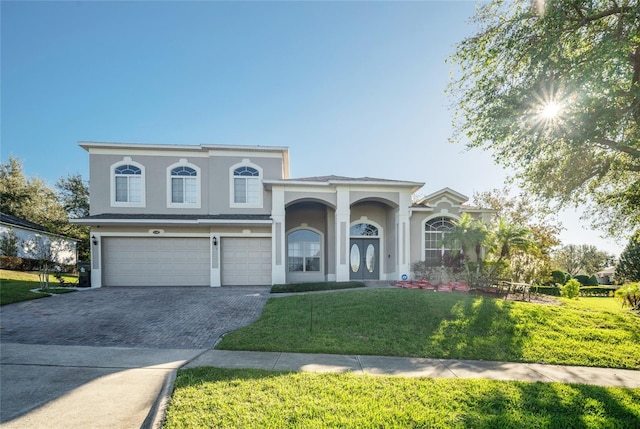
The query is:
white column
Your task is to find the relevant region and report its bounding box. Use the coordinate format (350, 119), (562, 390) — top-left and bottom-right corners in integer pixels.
(397, 192), (412, 281)
(271, 186), (287, 284)
(335, 186), (351, 282)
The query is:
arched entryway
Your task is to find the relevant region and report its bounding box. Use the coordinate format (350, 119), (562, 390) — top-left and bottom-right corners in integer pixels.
(349, 222), (380, 280)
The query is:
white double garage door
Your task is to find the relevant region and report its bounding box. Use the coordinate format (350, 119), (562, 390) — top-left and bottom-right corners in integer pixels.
(102, 237), (272, 286)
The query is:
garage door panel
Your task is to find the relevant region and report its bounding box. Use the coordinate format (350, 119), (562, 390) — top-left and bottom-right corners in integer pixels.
(221, 238), (271, 286)
(103, 237), (210, 286)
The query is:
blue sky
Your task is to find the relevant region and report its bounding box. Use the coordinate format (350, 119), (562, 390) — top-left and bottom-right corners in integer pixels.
(1, 1), (623, 256)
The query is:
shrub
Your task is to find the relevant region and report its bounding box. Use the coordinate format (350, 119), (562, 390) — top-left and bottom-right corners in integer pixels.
(532, 285), (561, 296)
(579, 286), (618, 297)
(615, 283), (640, 311)
(0, 228), (20, 257)
(0, 255), (23, 270)
(561, 279), (581, 299)
(587, 275), (599, 286)
(550, 270), (569, 285)
(271, 282), (365, 294)
(574, 274), (590, 286)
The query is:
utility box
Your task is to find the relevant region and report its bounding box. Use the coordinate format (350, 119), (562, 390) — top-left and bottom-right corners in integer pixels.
(78, 261), (91, 287)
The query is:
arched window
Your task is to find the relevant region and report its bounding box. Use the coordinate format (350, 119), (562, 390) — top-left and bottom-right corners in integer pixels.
(424, 217), (456, 265)
(231, 164), (262, 206)
(350, 223), (379, 236)
(112, 159), (145, 207)
(288, 229), (321, 272)
(170, 165), (198, 205)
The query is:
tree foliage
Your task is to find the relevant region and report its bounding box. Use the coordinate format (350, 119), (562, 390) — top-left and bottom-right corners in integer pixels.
(0, 156), (67, 231)
(449, 0), (640, 236)
(616, 232), (640, 282)
(553, 244), (614, 276)
(0, 156), (90, 261)
(472, 187), (559, 283)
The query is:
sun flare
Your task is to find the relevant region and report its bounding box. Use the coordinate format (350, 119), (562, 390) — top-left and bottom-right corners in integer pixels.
(540, 101), (562, 119)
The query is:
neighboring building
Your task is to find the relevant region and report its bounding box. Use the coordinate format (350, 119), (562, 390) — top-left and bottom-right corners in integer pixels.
(0, 212), (78, 266)
(596, 266), (616, 285)
(74, 142), (493, 287)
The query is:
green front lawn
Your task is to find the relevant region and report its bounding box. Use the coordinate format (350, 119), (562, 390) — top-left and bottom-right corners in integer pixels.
(218, 289), (640, 369)
(0, 269), (78, 305)
(165, 367), (640, 429)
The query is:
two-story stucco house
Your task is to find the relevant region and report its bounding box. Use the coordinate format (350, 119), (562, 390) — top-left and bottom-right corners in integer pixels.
(74, 142), (493, 288)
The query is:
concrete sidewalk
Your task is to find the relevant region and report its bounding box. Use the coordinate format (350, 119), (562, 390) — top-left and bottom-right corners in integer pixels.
(2, 344), (639, 429)
(185, 349), (640, 388)
(0, 343), (205, 429)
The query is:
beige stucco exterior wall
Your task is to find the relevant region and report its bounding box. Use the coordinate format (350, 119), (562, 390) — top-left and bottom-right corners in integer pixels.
(88, 151), (284, 216)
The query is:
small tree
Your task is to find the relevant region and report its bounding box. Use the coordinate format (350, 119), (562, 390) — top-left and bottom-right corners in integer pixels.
(561, 279), (581, 299)
(24, 235), (53, 289)
(0, 228), (20, 257)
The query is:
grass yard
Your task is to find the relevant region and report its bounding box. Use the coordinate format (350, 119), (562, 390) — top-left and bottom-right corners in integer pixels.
(164, 367), (640, 429)
(0, 269), (78, 305)
(218, 289), (640, 369)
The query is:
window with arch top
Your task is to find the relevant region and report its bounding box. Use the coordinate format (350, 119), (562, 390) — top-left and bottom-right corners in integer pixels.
(288, 229), (321, 272)
(111, 159), (145, 207)
(169, 165), (199, 206)
(424, 216), (456, 265)
(231, 163), (262, 207)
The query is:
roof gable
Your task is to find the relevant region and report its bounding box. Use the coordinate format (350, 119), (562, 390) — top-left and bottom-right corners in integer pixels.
(415, 187), (469, 206)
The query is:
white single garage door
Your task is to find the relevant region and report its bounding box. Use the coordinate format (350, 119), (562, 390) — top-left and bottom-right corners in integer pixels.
(103, 237), (210, 286)
(221, 237), (272, 286)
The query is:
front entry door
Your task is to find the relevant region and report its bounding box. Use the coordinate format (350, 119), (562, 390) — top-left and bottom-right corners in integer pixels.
(349, 238), (379, 280)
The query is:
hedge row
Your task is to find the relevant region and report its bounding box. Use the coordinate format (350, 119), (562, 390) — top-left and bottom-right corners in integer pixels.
(271, 281), (366, 294)
(532, 285), (619, 297)
(0, 256), (75, 273)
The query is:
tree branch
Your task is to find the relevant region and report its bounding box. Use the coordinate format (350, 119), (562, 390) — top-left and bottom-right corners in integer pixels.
(593, 137), (640, 159)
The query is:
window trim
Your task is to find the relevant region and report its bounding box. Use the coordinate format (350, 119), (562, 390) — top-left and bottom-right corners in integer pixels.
(287, 227), (323, 273)
(110, 158), (146, 208)
(166, 160), (201, 209)
(229, 160), (263, 209)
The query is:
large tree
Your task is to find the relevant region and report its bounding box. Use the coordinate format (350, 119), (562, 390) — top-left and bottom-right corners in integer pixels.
(553, 244), (614, 276)
(448, 0), (640, 237)
(0, 157), (90, 261)
(56, 174), (91, 261)
(0, 156), (67, 232)
(616, 232), (640, 282)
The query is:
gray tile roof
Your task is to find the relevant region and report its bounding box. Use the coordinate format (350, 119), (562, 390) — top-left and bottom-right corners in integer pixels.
(80, 213), (272, 221)
(290, 175), (417, 184)
(0, 212), (49, 232)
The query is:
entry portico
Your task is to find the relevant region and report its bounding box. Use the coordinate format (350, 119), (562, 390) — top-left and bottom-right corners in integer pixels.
(266, 176), (422, 284)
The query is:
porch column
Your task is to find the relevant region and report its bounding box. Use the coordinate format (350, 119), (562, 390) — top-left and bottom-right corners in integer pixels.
(335, 186), (351, 282)
(397, 192), (412, 281)
(271, 185), (287, 284)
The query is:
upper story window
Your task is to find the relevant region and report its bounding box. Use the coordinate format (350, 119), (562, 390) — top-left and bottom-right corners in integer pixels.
(111, 159), (145, 207)
(167, 161), (200, 208)
(230, 161), (262, 208)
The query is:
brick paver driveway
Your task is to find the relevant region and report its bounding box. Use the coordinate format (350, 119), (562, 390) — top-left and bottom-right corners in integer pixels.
(0, 286), (270, 349)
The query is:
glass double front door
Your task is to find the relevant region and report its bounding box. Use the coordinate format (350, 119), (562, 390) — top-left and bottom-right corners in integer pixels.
(349, 238), (379, 280)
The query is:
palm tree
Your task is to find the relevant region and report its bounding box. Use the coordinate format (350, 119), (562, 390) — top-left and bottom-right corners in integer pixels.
(486, 218), (536, 279)
(441, 213), (488, 277)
